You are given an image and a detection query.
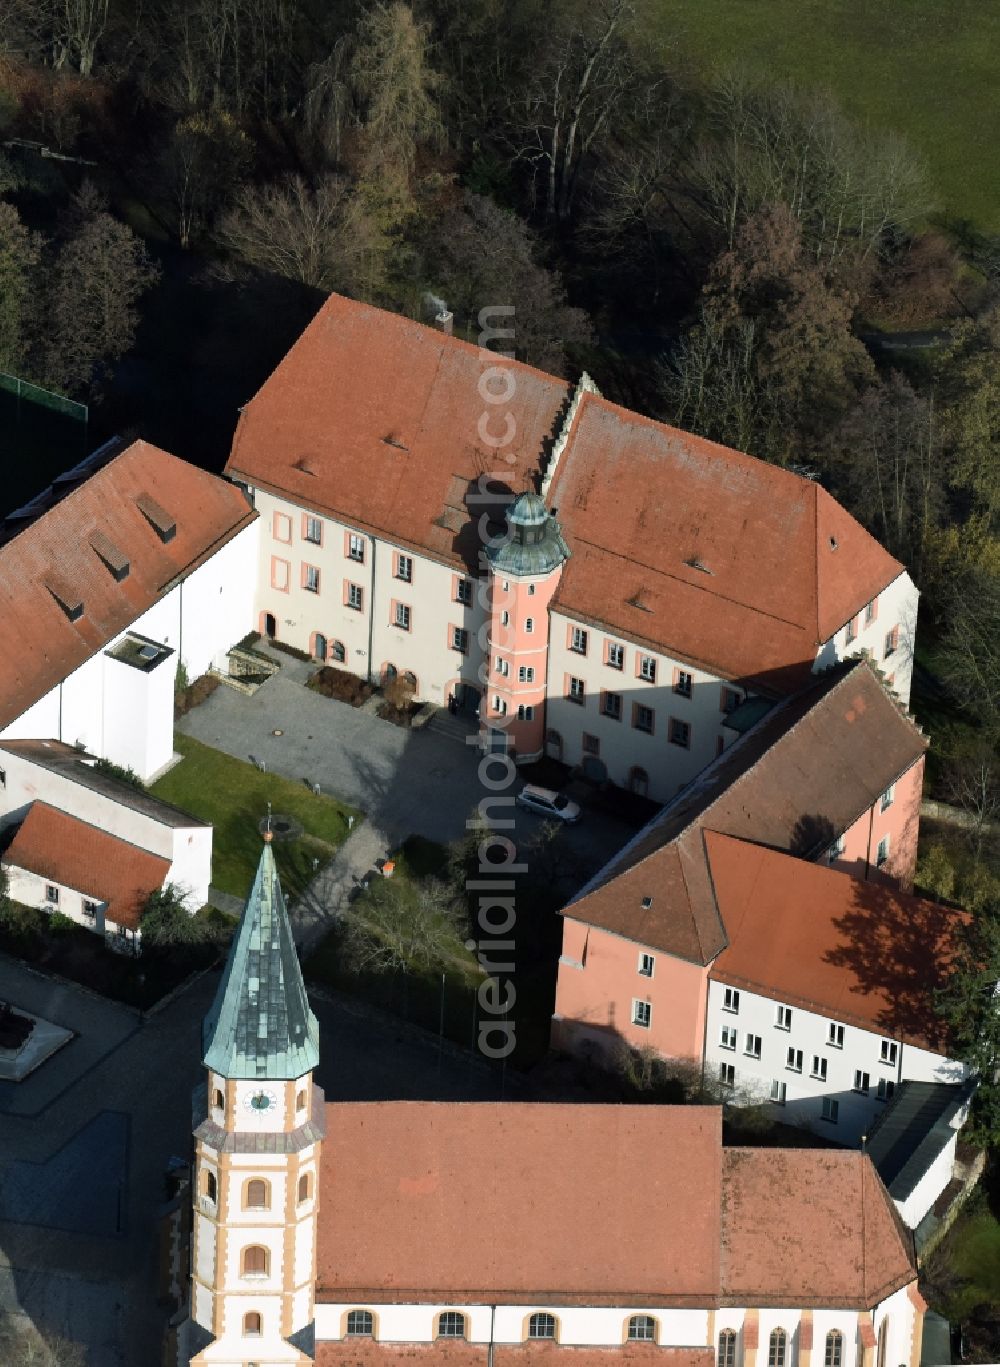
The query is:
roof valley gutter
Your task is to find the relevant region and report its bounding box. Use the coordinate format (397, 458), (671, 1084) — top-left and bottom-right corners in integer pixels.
(488, 1303), (496, 1367)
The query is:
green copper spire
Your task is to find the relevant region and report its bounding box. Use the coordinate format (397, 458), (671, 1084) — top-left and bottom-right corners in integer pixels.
(202, 834), (320, 1080)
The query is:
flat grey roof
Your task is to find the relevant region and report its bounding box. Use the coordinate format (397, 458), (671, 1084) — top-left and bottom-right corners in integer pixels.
(866, 1079), (975, 1201)
(0, 739), (208, 830)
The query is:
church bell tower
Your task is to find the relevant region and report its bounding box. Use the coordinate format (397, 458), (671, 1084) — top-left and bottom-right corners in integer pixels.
(187, 831), (323, 1365)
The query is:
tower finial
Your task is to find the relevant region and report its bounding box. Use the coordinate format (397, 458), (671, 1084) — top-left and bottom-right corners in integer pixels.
(264, 802), (272, 843)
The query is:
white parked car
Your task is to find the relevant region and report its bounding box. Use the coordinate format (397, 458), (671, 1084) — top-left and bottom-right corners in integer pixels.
(515, 785), (582, 823)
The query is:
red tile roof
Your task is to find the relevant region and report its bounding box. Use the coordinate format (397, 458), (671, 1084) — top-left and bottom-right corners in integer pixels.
(4, 800), (170, 930)
(563, 660), (926, 965)
(225, 294), (571, 571)
(317, 1103), (722, 1306)
(548, 398), (903, 690)
(720, 1149), (916, 1308)
(0, 440), (254, 729)
(317, 1348), (712, 1367)
(224, 293), (904, 688)
(705, 832), (967, 1052)
(314, 1102), (914, 1311)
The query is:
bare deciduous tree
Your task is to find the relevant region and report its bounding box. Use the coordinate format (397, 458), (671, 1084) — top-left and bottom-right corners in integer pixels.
(40, 183), (159, 394)
(343, 876), (465, 977)
(422, 190), (593, 374)
(0, 1312), (85, 1367)
(217, 174), (390, 297)
(0, 200), (42, 376)
(160, 110), (250, 248)
(940, 740), (1000, 865)
(508, 0), (635, 221)
(939, 566), (1000, 737)
(302, 36), (353, 166)
(350, 2), (444, 177)
(662, 203), (873, 463)
(824, 372), (941, 569)
(687, 73), (929, 270)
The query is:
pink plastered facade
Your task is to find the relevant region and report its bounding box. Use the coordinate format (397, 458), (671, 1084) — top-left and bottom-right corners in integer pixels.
(829, 755), (924, 890)
(482, 565), (564, 761)
(552, 918), (710, 1063)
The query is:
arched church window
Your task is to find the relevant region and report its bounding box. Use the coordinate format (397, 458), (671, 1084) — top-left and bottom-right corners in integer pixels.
(529, 1313), (557, 1340)
(768, 1329), (787, 1367)
(347, 1310), (374, 1337)
(718, 1329), (737, 1367)
(627, 1316), (656, 1342)
(213, 1088), (224, 1111)
(245, 1179), (269, 1210)
(438, 1312), (467, 1339)
(244, 1311), (262, 1336)
(298, 1172), (311, 1203)
(296, 1089), (307, 1111)
(825, 1332), (843, 1367)
(203, 1170), (217, 1203)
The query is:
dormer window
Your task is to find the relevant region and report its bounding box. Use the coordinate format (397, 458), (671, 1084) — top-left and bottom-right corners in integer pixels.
(90, 531), (130, 581)
(136, 492), (176, 543)
(46, 579), (83, 622)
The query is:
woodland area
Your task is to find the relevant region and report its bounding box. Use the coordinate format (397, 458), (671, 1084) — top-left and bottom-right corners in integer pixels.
(1, 6), (1000, 975)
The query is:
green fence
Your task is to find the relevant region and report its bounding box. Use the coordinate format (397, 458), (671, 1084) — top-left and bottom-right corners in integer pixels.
(0, 372), (88, 423)
(0, 372), (90, 516)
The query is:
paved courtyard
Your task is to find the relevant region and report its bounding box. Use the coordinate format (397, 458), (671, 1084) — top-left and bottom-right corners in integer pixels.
(0, 952), (512, 1364)
(178, 669), (640, 946)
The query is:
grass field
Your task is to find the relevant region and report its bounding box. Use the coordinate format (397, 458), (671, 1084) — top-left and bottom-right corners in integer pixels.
(926, 1199), (1000, 1331)
(151, 734), (360, 900)
(643, 0), (1000, 232)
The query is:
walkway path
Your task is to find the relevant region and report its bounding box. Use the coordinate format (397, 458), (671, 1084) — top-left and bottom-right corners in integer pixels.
(293, 820), (391, 951)
(182, 667), (640, 949)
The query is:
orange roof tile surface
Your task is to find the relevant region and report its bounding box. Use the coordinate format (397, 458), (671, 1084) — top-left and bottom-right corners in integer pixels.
(315, 1102), (915, 1311)
(317, 1103), (721, 1305)
(548, 400), (902, 689)
(316, 1348), (712, 1367)
(226, 294), (570, 570)
(705, 832), (966, 1052)
(720, 1149), (915, 1307)
(563, 660), (926, 965)
(4, 800), (170, 929)
(0, 440), (254, 729)
(224, 293), (904, 688)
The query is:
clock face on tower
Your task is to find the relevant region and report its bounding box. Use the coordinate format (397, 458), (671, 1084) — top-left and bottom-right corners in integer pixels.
(244, 1087), (278, 1115)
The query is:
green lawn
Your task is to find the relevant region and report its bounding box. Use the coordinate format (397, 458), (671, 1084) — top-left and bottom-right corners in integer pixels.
(927, 1203), (1000, 1325)
(151, 735), (361, 901)
(643, 0), (1000, 232)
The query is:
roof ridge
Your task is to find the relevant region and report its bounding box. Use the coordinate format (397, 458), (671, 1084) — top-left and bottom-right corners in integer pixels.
(237, 293), (572, 427)
(564, 668), (849, 908)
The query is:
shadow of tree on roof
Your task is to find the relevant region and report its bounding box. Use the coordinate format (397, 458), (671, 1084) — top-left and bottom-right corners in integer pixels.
(789, 814), (836, 859)
(823, 875), (965, 1054)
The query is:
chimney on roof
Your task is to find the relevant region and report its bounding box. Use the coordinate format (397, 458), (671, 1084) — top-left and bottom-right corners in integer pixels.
(424, 291), (452, 335)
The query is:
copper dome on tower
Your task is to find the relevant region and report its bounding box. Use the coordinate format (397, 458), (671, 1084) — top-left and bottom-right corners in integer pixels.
(487, 491), (570, 577)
